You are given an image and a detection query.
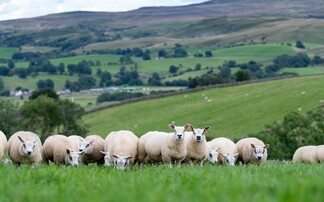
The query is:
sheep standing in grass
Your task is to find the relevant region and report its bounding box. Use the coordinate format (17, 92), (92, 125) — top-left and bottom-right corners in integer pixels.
(316, 145), (324, 163)
(103, 130), (138, 170)
(208, 137), (238, 166)
(236, 137), (269, 165)
(7, 131), (42, 167)
(0, 131), (7, 161)
(68, 135), (85, 149)
(184, 125), (210, 166)
(138, 124), (190, 167)
(42, 134), (81, 166)
(79, 135), (105, 165)
(292, 145), (320, 163)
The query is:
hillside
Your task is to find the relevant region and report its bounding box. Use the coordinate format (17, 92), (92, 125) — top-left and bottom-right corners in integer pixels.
(83, 75), (324, 139)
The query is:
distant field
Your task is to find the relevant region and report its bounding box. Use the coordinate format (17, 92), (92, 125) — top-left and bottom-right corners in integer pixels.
(278, 67), (324, 75)
(0, 47), (19, 59)
(1, 74), (79, 91)
(83, 75), (324, 139)
(0, 163), (323, 202)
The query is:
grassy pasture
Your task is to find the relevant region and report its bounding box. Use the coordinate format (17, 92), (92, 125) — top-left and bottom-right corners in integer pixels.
(0, 47), (19, 59)
(83, 75), (324, 139)
(0, 163), (323, 202)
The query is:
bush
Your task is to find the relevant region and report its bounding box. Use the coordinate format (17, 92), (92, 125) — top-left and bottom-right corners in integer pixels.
(97, 92), (145, 103)
(254, 107), (324, 160)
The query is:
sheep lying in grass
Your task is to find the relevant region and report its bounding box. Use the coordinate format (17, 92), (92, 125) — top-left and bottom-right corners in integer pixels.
(138, 124), (190, 167)
(0, 131), (7, 161)
(292, 145), (324, 163)
(208, 137), (238, 166)
(7, 131), (42, 167)
(42, 134), (81, 166)
(236, 137), (269, 165)
(184, 125), (210, 166)
(102, 130), (138, 170)
(79, 135), (105, 165)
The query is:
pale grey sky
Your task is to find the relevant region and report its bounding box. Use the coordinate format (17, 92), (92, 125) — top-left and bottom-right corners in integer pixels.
(0, 0), (208, 21)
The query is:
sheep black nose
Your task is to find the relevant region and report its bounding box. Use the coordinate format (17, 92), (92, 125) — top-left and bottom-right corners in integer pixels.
(197, 136), (201, 140)
(177, 134), (182, 138)
(258, 156), (262, 160)
(79, 149), (83, 152)
(27, 151), (32, 155)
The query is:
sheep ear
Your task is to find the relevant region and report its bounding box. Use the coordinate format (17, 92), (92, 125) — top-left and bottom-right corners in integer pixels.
(90, 139), (95, 144)
(215, 147), (221, 152)
(264, 144), (269, 149)
(203, 126), (211, 133)
(126, 156), (132, 160)
(100, 151), (107, 155)
(184, 124), (192, 130)
(112, 154), (119, 159)
(79, 137), (85, 142)
(250, 144), (256, 149)
(220, 153), (225, 157)
(18, 136), (25, 143)
(66, 149), (70, 155)
(33, 139), (37, 144)
(234, 153), (239, 157)
(168, 124), (175, 130)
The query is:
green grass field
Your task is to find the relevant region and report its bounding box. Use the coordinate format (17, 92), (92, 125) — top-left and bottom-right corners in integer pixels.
(0, 163), (323, 202)
(0, 47), (19, 59)
(83, 75), (324, 139)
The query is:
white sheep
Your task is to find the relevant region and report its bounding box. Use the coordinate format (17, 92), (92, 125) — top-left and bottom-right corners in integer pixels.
(292, 145), (318, 163)
(208, 137), (238, 166)
(184, 125), (210, 166)
(236, 137), (269, 165)
(207, 148), (220, 164)
(7, 131), (42, 167)
(0, 130), (7, 161)
(42, 134), (81, 166)
(316, 145), (324, 163)
(138, 124), (190, 167)
(102, 130), (138, 170)
(67, 135), (85, 149)
(79, 135), (105, 165)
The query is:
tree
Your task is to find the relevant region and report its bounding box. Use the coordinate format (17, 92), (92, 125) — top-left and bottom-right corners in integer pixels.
(20, 96), (61, 141)
(148, 72), (162, 86)
(235, 70), (250, 82)
(169, 65), (179, 74)
(17, 68), (28, 79)
(296, 40), (305, 49)
(158, 49), (167, 58)
(195, 63), (201, 71)
(142, 52), (151, 60)
(7, 60), (15, 69)
(78, 75), (96, 89)
(0, 77), (4, 92)
(37, 79), (55, 90)
(29, 88), (59, 100)
(0, 100), (20, 136)
(58, 99), (87, 136)
(205, 50), (213, 57)
(57, 63), (65, 74)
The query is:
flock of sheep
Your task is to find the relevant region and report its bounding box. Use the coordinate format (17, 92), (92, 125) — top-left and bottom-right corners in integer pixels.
(0, 124), (320, 170)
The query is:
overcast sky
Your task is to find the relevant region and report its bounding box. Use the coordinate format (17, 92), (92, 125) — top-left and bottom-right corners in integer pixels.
(0, 0), (208, 21)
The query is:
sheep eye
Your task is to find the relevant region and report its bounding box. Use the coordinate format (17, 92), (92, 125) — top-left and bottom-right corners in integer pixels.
(69, 156), (73, 161)
(23, 144), (26, 148)
(209, 153), (213, 158)
(262, 150), (265, 154)
(86, 144), (90, 147)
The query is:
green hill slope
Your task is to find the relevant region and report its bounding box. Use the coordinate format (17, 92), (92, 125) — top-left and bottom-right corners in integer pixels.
(83, 75), (324, 139)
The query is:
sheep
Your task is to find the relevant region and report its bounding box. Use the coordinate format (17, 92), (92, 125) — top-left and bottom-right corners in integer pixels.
(102, 130), (138, 170)
(208, 137), (238, 166)
(7, 131), (42, 167)
(316, 145), (324, 163)
(236, 137), (269, 165)
(79, 135), (105, 165)
(0, 130), (7, 161)
(292, 145), (318, 163)
(138, 124), (190, 167)
(184, 125), (210, 166)
(67, 135), (85, 149)
(207, 148), (220, 164)
(42, 134), (81, 166)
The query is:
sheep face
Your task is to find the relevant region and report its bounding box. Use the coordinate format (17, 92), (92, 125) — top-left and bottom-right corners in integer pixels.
(18, 136), (36, 156)
(100, 151), (111, 167)
(220, 153), (239, 166)
(169, 124), (190, 141)
(189, 126), (210, 142)
(65, 149), (81, 167)
(79, 139), (94, 154)
(251, 144), (269, 161)
(208, 149), (219, 164)
(112, 154), (132, 170)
